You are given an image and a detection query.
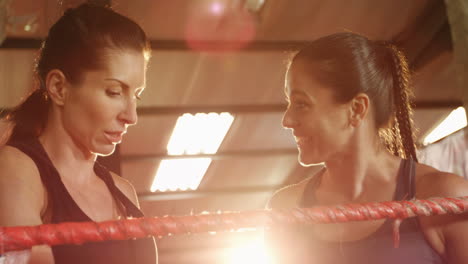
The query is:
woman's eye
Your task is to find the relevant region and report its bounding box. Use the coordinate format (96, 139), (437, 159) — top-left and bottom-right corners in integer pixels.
(106, 90), (121, 97)
(293, 101), (307, 108)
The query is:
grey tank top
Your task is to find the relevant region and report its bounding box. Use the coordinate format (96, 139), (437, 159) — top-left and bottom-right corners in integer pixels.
(274, 159), (444, 264)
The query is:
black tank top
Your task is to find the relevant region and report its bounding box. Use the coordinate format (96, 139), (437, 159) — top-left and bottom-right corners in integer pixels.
(7, 138), (157, 264)
(277, 159), (444, 263)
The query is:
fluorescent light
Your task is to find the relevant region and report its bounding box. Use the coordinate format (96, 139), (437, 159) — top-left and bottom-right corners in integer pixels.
(150, 158), (212, 192)
(152, 112), (234, 192)
(423, 107), (467, 145)
(167, 112), (234, 155)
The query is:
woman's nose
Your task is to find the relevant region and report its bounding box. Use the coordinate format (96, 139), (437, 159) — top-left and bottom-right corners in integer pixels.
(282, 109), (299, 129)
(119, 99), (138, 126)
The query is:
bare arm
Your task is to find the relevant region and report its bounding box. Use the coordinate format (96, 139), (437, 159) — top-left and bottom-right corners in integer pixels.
(416, 169), (468, 264)
(0, 146), (54, 264)
(436, 175), (468, 264)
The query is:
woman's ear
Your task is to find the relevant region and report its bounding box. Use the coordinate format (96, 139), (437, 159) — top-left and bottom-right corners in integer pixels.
(349, 93), (370, 127)
(45, 69), (69, 106)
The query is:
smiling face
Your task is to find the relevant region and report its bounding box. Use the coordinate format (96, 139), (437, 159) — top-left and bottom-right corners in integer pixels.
(282, 59), (354, 165)
(60, 49), (147, 156)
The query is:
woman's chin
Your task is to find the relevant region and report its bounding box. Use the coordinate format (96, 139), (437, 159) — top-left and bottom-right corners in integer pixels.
(94, 144), (117, 157)
(298, 152), (324, 167)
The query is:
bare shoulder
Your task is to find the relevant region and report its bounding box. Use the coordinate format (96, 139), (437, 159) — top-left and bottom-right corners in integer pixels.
(109, 171), (140, 208)
(415, 162), (468, 199)
(266, 176), (313, 209)
(0, 145), (42, 185)
(0, 144), (36, 166)
(0, 145), (45, 226)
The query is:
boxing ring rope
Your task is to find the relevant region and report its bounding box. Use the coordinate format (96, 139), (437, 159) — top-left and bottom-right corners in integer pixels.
(1, 196), (468, 253)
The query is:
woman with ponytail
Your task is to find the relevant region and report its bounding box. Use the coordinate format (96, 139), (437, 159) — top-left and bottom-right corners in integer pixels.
(266, 33), (468, 263)
(0, 3), (157, 264)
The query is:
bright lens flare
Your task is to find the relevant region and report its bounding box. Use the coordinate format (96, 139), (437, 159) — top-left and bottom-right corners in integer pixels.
(210, 2), (225, 14)
(185, 1), (257, 52)
(226, 239), (272, 264)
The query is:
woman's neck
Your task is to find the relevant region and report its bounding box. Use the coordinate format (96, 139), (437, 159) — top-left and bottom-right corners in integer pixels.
(320, 143), (400, 203)
(39, 118), (97, 185)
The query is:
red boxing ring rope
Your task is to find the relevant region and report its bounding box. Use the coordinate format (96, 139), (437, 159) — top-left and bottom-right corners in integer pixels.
(1, 196), (468, 253)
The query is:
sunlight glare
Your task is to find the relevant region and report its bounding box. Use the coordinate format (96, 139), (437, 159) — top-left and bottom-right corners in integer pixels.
(226, 238), (272, 264)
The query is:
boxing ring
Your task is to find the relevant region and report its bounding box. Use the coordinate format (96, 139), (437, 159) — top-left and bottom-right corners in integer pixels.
(1, 196), (468, 254)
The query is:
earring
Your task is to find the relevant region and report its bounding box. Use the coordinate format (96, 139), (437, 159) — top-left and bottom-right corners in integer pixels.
(350, 118), (359, 127)
(41, 89), (49, 101)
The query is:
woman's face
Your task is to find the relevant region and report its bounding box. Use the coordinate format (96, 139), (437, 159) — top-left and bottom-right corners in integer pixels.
(61, 49), (146, 156)
(282, 59), (353, 165)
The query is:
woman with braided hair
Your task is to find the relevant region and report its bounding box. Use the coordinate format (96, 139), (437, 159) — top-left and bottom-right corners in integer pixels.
(266, 32), (468, 263)
(0, 3), (156, 264)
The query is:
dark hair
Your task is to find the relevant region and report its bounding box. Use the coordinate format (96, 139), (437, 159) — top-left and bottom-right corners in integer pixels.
(291, 32), (417, 161)
(3, 3), (151, 142)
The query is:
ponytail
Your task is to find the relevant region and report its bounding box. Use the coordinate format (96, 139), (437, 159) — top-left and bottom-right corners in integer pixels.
(4, 88), (50, 142)
(387, 44), (418, 161)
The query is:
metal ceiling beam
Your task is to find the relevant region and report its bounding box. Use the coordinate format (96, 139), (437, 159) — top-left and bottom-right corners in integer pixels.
(152, 39), (305, 51)
(0, 38), (42, 49)
(138, 185), (278, 201)
(87, 0), (111, 6)
(413, 100), (463, 109)
(0, 100), (462, 119)
(0, 38), (307, 51)
(135, 100), (462, 116)
(0, 2), (449, 55)
(410, 23), (452, 71)
(445, 0), (468, 123)
(122, 148), (297, 162)
(136, 104), (286, 115)
(394, 0), (450, 69)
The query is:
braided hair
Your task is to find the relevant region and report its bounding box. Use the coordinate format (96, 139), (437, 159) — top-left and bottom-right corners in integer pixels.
(387, 44), (418, 161)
